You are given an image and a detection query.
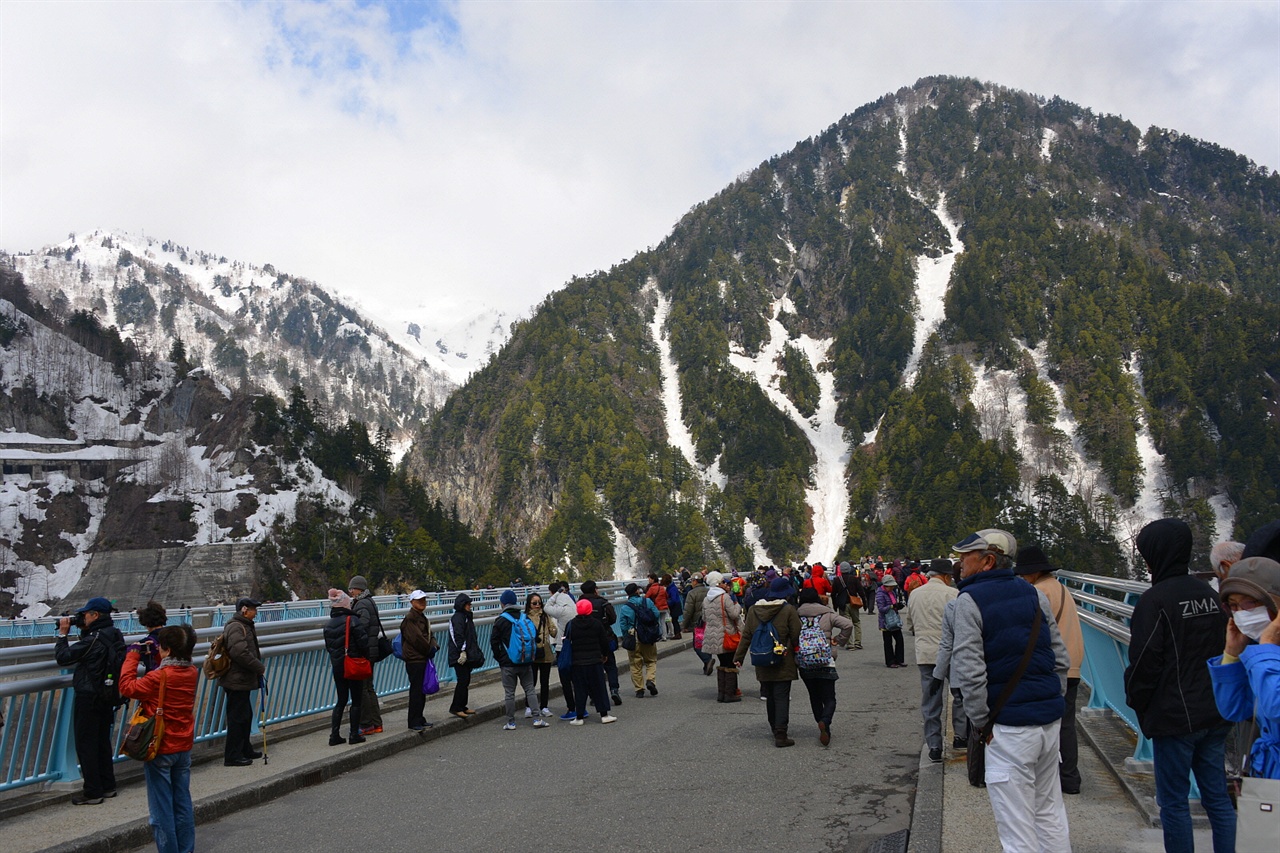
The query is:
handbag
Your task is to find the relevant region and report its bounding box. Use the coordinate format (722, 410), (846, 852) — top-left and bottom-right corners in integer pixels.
(621, 630), (637, 652)
(556, 623), (574, 670)
(883, 607), (902, 631)
(120, 670), (167, 761)
(850, 595), (864, 608)
(967, 604), (1043, 788)
(1236, 776), (1280, 850)
(343, 617), (373, 681)
(693, 623), (705, 650)
(423, 660), (440, 695)
(720, 597), (741, 651)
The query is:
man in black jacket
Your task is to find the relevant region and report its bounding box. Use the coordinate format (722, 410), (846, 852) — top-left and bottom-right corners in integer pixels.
(579, 580), (622, 706)
(55, 597), (126, 805)
(1124, 518), (1235, 853)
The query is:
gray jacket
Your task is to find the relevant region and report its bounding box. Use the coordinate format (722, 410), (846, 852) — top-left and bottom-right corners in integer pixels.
(951, 587), (1068, 729)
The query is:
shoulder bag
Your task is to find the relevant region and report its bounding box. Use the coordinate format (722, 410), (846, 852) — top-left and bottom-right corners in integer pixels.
(967, 603), (1043, 787)
(343, 617), (373, 681)
(120, 670), (167, 762)
(721, 597), (741, 652)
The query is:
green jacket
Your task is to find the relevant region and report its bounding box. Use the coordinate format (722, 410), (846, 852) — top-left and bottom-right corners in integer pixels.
(734, 599), (800, 682)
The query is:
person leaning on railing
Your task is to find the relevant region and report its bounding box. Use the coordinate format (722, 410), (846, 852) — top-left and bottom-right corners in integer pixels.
(1208, 556), (1280, 780)
(119, 624), (199, 853)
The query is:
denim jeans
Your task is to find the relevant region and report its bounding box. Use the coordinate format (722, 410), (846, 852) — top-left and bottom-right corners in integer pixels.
(145, 751), (194, 853)
(1152, 726), (1236, 853)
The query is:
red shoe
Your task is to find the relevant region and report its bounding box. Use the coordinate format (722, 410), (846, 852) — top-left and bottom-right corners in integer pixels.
(359, 725), (383, 735)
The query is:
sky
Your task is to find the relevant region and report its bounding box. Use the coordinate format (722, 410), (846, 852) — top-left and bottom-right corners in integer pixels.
(3, 0), (1278, 322)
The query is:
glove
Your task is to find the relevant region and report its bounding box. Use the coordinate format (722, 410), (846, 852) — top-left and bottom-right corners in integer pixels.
(928, 678), (944, 697)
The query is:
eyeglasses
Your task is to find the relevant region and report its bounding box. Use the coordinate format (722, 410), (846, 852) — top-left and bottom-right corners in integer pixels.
(1226, 598), (1265, 613)
(530, 602), (542, 607)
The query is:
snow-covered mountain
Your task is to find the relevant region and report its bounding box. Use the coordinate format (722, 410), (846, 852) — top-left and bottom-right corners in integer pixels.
(6, 230), (456, 444)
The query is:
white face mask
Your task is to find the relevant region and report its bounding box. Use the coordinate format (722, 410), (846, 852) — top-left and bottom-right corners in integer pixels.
(1233, 608), (1273, 642)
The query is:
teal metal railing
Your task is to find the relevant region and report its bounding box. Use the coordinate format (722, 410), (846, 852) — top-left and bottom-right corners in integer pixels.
(0, 582), (633, 793)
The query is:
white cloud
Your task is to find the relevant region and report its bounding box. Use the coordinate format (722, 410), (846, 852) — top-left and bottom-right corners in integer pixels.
(3, 0), (1277, 320)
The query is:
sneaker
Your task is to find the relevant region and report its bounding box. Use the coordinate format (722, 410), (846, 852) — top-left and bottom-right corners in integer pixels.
(635, 689), (645, 698)
(569, 717), (585, 726)
(559, 711), (577, 721)
(503, 721), (517, 731)
(102, 789), (118, 799)
(348, 734), (366, 744)
(524, 707), (533, 718)
(610, 693), (622, 705)
(953, 736), (968, 750)
(541, 707), (553, 716)
(646, 680), (658, 696)
(929, 747), (943, 763)
(532, 718), (550, 728)
(409, 725), (427, 732)
(818, 722), (831, 747)
(71, 793), (104, 805)
(760, 694), (768, 701)
(359, 725), (383, 735)
(600, 714), (617, 724)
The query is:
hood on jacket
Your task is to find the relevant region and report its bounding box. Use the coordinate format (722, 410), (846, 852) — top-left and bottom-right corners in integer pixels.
(453, 593), (472, 611)
(1137, 518), (1194, 584)
(797, 601), (834, 618)
(752, 599), (787, 621)
(1242, 519), (1280, 562)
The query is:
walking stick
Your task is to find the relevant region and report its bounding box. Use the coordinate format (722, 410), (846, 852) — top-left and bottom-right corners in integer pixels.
(258, 675), (269, 765)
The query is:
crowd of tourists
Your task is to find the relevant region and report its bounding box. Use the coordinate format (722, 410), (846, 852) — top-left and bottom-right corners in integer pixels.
(49, 520), (1280, 853)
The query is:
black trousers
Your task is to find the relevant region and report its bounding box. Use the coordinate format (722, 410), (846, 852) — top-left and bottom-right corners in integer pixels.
(1060, 677), (1081, 792)
(449, 665), (472, 714)
(405, 661), (426, 729)
(571, 664), (611, 717)
(603, 645), (620, 692)
(533, 662), (553, 710)
(223, 689), (253, 761)
(73, 693), (116, 797)
(761, 680), (791, 732)
(330, 663), (364, 736)
(882, 629), (904, 666)
(800, 672), (837, 725)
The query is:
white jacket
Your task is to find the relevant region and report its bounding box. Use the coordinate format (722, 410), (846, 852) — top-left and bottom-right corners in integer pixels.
(902, 577), (957, 665)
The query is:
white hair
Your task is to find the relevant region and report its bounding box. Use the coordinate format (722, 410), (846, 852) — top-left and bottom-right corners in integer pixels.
(1210, 540), (1244, 571)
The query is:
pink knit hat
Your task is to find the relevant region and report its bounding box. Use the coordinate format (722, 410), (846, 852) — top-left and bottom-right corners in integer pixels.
(576, 599), (593, 616)
(328, 588), (352, 609)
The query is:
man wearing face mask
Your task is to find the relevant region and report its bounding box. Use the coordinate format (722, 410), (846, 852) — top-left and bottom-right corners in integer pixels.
(1124, 518), (1234, 853)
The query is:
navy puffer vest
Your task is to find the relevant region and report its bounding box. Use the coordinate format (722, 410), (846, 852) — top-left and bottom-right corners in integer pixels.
(960, 569), (1064, 726)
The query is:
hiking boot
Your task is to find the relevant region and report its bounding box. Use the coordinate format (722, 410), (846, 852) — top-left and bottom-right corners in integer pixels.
(646, 679), (658, 696)
(773, 729), (795, 748)
(818, 721), (831, 747)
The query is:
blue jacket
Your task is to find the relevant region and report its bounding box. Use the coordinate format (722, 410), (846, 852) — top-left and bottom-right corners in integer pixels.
(953, 569), (1067, 728)
(1209, 644), (1280, 779)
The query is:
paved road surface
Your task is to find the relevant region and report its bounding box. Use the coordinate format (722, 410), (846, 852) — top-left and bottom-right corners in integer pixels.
(188, 643), (923, 853)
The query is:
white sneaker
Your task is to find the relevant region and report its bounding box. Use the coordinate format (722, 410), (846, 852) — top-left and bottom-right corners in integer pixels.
(523, 707), (533, 718)
(503, 721), (517, 731)
(601, 714), (618, 724)
(540, 707), (553, 717)
(569, 718), (585, 726)
(532, 718), (550, 728)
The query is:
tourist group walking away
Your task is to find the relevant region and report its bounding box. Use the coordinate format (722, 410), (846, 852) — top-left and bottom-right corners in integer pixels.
(51, 516), (1280, 853)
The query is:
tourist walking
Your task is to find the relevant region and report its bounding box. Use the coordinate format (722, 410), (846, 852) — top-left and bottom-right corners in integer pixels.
(734, 576), (802, 747)
(703, 571), (743, 702)
(619, 583), (662, 698)
(877, 575), (906, 667)
(796, 587), (852, 746)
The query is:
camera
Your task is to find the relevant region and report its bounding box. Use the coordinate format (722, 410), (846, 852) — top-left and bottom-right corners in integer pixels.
(66, 611), (88, 630)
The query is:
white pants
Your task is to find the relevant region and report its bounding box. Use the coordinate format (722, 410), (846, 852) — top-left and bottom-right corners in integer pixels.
(985, 721), (1071, 853)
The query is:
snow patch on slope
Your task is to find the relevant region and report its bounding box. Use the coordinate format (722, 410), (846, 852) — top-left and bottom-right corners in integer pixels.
(902, 194), (964, 387)
(728, 297), (851, 563)
(1040, 127), (1057, 162)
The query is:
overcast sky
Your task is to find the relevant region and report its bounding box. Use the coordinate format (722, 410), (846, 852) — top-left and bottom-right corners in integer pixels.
(3, 1), (1277, 321)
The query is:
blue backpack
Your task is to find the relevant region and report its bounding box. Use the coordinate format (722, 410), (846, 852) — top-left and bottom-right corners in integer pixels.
(502, 612), (538, 665)
(749, 616), (786, 666)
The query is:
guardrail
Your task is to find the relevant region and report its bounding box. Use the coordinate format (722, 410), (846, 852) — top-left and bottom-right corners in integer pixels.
(1057, 570), (1152, 763)
(0, 586), (573, 640)
(0, 582), (636, 794)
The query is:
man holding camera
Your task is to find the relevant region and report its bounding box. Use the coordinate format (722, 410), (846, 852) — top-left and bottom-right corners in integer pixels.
(218, 598), (266, 766)
(54, 597), (127, 805)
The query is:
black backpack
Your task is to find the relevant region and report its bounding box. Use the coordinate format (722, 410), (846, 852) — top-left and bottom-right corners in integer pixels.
(631, 601), (662, 645)
(92, 628), (128, 709)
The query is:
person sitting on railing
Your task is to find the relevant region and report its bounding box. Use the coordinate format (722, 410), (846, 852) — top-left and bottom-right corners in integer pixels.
(1208, 556), (1280, 781)
(119, 623), (199, 853)
(1124, 518), (1235, 853)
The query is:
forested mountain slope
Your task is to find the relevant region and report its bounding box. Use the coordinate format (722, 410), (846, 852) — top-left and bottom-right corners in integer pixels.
(404, 76), (1280, 579)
